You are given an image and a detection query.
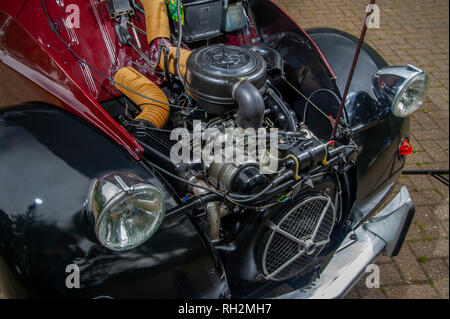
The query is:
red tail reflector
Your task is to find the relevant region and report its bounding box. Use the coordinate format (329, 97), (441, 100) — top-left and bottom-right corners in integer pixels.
(399, 138), (413, 156)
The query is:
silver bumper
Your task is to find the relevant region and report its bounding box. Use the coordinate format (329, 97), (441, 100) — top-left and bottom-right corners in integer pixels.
(276, 186), (414, 299)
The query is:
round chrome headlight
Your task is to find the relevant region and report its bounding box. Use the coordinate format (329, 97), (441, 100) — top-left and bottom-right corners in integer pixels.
(373, 64), (429, 118)
(87, 172), (166, 251)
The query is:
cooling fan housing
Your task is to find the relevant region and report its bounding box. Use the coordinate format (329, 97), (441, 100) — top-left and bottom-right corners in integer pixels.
(257, 195), (336, 281)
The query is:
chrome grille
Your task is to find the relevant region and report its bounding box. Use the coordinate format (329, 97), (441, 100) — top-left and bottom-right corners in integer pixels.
(262, 195), (335, 281)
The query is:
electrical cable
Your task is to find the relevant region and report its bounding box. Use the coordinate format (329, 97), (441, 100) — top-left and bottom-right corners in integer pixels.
(142, 156), (292, 208)
(282, 77), (333, 128)
(128, 122), (175, 133)
(303, 88), (349, 126)
(175, 0), (187, 93)
(126, 20), (146, 35)
(131, 0), (145, 15)
(142, 159), (224, 197)
(227, 181), (277, 203)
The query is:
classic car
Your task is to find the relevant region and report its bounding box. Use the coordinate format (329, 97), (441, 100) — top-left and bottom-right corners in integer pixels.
(0, 0), (428, 298)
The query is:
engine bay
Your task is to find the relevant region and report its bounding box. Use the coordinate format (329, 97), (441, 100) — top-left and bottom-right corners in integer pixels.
(97, 0), (360, 290)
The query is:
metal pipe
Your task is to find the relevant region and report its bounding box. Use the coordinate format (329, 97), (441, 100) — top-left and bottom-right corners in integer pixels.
(266, 88), (297, 131)
(403, 170), (449, 186)
(402, 170), (449, 175)
(331, 0), (376, 140)
(165, 193), (222, 219)
(228, 78), (265, 130)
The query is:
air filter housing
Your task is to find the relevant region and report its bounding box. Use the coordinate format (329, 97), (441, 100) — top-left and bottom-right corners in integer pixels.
(185, 44), (267, 114)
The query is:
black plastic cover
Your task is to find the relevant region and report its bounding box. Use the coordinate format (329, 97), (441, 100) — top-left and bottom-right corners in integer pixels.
(106, 0), (134, 18)
(186, 44), (267, 114)
(175, 0), (223, 42)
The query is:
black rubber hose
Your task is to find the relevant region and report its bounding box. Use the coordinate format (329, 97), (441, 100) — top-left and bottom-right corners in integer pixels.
(266, 88), (297, 131)
(227, 168), (293, 203)
(166, 193), (222, 219)
(228, 78), (265, 130)
(250, 46), (284, 77)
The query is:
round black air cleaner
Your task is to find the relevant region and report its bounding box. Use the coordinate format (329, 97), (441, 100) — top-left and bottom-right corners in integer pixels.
(185, 44), (267, 114)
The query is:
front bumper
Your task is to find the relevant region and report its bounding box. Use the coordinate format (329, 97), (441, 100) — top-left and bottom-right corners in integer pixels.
(276, 186), (414, 299)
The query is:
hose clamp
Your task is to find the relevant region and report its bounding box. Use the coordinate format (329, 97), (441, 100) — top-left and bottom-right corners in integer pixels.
(231, 77), (248, 100)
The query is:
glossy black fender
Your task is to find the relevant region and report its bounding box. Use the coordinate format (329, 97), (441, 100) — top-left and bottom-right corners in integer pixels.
(0, 104), (229, 298)
(307, 28), (388, 99)
(307, 28), (410, 224)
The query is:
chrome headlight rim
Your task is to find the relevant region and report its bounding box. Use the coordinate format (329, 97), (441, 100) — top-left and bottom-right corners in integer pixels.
(373, 64), (429, 118)
(94, 183), (166, 251)
(391, 65), (428, 117)
(87, 172), (166, 252)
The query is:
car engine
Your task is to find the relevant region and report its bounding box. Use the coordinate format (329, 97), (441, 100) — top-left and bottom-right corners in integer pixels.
(102, 0), (359, 292)
(113, 43), (357, 288)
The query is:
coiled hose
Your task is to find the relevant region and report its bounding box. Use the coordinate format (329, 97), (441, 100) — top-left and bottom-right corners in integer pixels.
(140, 0), (191, 77)
(114, 67), (170, 128)
(160, 45), (190, 78)
(141, 0), (171, 44)
(113, 1), (192, 128)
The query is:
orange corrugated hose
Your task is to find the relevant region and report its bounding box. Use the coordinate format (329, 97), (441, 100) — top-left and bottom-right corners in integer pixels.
(159, 46), (191, 78)
(140, 0), (171, 44)
(114, 67), (170, 128)
(140, 0), (191, 77)
(113, 1), (193, 128)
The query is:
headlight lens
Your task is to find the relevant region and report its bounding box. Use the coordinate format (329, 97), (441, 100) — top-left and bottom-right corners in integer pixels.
(87, 172), (166, 251)
(392, 72), (428, 117)
(373, 64), (429, 118)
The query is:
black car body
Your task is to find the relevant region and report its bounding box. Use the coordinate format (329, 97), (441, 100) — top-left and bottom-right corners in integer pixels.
(0, 0), (427, 298)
